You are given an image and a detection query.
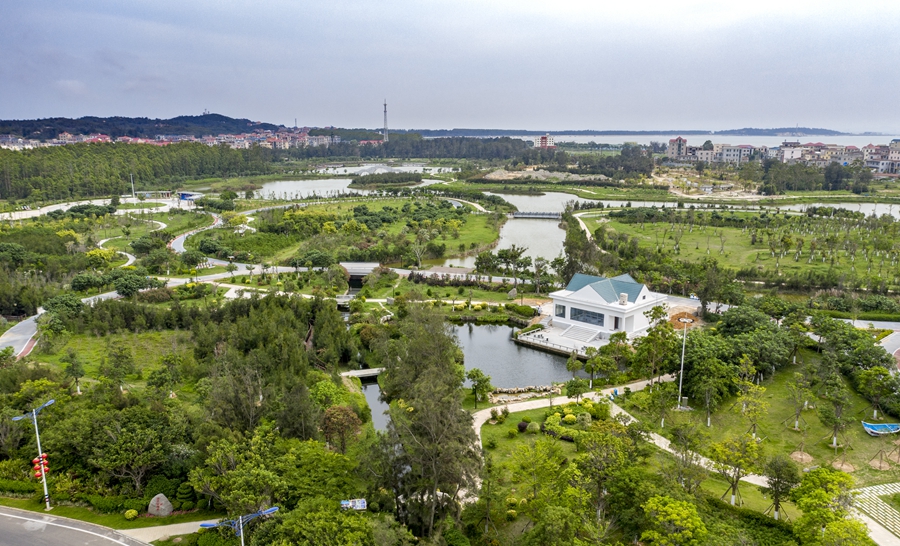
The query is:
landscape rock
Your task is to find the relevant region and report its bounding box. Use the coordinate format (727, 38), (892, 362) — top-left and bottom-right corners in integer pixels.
(148, 493), (174, 517)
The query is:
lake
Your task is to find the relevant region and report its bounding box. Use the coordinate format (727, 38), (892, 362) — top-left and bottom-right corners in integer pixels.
(363, 323), (582, 430)
(316, 163), (456, 175)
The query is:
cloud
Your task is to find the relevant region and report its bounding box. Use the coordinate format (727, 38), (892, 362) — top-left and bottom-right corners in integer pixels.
(53, 79), (89, 97)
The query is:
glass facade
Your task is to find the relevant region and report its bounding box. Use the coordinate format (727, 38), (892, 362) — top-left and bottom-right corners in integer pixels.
(571, 307), (604, 326)
(555, 304), (566, 318)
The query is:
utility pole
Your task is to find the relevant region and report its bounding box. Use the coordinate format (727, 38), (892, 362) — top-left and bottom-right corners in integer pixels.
(130, 173), (135, 200)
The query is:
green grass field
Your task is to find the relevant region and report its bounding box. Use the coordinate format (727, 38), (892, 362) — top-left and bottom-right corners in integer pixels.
(625, 358), (900, 488)
(580, 213), (887, 281)
(35, 330), (194, 381)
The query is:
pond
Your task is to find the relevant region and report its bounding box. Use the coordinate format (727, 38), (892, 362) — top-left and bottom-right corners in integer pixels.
(316, 163), (456, 175)
(256, 178), (445, 199)
(362, 323), (583, 430)
(436, 218), (566, 268)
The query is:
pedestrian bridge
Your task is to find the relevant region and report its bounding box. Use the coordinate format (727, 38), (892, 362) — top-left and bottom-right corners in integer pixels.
(511, 212), (562, 220)
(340, 368), (385, 379)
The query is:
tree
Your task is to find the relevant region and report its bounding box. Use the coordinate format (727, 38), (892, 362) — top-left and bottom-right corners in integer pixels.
(668, 421), (709, 495)
(576, 430), (630, 519)
(633, 307), (678, 385)
(322, 406), (362, 455)
(786, 372), (812, 431)
(565, 352), (582, 378)
(583, 348), (616, 389)
(565, 378), (589, 402)
(466, 368), (493, 409)
(100, 340), (136, 387)
(791, 468), (871, 546)
(710, 434), (762, 506)
(225, 263), (238, 277)
(819, 374), (852, 449)
(641, 495), (708, 546)
(89, 406), (183, 495)
(60, 348), (85, 394)
(762, 454), (800, 521)
(275, 497), (374, 546)
(736, 384), (768, 439)
(856, 366), (896, 420)
(686, 356), (732, 427)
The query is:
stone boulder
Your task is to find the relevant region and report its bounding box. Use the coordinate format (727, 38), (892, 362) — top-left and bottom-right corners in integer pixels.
(148, 493), (174, 516)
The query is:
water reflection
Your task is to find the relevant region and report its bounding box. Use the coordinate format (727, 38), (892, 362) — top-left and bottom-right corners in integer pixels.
(455, 323), (586, 388)
(361, 379), (390, 431)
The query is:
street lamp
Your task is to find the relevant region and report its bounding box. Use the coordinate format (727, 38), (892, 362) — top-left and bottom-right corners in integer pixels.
(12, 399), (54, 510)
(200, 506), (279, 546)
(676, 318), (694, 411)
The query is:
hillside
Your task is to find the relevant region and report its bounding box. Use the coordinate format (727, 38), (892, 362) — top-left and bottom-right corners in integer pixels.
(0, 114), (282, 140)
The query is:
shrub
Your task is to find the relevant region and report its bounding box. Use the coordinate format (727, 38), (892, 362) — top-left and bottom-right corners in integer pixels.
(176, 481), (196, 504)
(181, 500), (195, 511)
(123, 498), (147, 513)
(196, 498), (209, 510)
(576, 412), (592, 428)
(506, 497), (518, 509)
(505, 303), (535, 318)
(517, 421), (529, 433)
(501, 406), (510, 419)
(490, 408), (499, 421)
(0, 479), (38, 495)
(506, 509), (517, 521)
(508, 428), (518, 438)
(146, 475), (179, 500)
(526, 422), (540, 434)
(485, 438), (498, 450)
(124, 509), (138, 521)
(563, 414), (577, 424)
(82, 495), (126, 514)
(521, 415), (532, 423)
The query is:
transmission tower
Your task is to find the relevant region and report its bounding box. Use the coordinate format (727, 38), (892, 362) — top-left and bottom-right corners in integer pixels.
(383, 100), (389, 143)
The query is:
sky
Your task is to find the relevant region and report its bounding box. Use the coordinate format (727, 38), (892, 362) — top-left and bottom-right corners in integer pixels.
(2, 1), (899, 133)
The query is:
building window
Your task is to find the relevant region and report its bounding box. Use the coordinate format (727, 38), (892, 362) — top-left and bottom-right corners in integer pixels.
(570, 307), (604, 326)
(555, 304), (566, 318)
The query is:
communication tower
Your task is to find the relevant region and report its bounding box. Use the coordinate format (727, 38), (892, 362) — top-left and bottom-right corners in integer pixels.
(383, 100), (389, 143)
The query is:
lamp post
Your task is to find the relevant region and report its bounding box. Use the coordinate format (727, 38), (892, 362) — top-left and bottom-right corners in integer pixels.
(200, 507), (279, 546)
(12, 399), (54, 510)
(676, 318), (694, 410)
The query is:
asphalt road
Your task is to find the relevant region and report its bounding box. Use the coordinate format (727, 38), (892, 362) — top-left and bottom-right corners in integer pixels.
(0, 507), (149, 546)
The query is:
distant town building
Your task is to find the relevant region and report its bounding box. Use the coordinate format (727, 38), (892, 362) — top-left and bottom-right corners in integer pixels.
(534, 134), (556, 149)
(667, 137), (687, 158)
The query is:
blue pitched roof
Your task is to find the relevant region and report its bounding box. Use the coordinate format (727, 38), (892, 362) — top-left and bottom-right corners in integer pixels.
(565, 273), (644, 304)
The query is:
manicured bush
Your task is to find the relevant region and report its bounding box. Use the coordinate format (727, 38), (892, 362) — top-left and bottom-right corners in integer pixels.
(506, 497), (518, 509)
(485, 438), (498, 450)
(521, 415), (532, 423)
(82, 495), (126, 514)
(181, 500), (195, 511)
(124, 509), (138, 521)
(563, 413), (577, 424)
(508, 428), (518, 438)
(526, 422), (540, 434)
(506, 509), (517, 521)
(123, 498), (147, 513)
(146, 475), (179, 500)
(517, 421), (529, 433)
(576, 412), (592, 428)
(0, 479), (38, 495)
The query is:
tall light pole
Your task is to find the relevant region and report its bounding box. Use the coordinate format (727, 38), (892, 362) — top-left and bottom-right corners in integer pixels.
(12, 399), (55, 510)
(676, 318), (694, 410)
(201, 506), (279, 546)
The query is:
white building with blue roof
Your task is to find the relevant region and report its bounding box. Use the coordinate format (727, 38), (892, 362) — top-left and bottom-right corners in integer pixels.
(548, 273), (667, 340)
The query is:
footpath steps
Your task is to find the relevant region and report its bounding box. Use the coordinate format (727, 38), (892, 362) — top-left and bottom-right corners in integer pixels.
(854, 483), (900, 539)
(562, 325), (597, 343)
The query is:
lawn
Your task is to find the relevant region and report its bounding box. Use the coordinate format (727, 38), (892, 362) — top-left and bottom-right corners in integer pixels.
(34, 330), (194, 380)
(116, 202), (166, 210)
(580, 212), (891, 282)
(623, 357), (900, 487)
(0, 496), (220, 530)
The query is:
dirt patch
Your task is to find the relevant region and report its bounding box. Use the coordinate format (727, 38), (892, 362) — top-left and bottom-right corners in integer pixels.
(832, 461), (856, 472)
(869, 458), (892, 470)
(791, 451), (814, 464)
(669, 310), (703, 330)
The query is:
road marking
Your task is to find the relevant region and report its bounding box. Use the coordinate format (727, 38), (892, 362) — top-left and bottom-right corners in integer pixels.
(0, 510), (136, 545)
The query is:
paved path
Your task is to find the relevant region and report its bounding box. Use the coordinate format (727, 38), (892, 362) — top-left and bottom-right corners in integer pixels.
(119, 519), (219, 543)
(853, 483), (900, 543)
(0, 506), (150, 546)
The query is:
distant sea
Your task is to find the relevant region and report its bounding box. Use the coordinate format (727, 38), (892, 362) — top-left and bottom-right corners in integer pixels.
(513, 134), (900, 147)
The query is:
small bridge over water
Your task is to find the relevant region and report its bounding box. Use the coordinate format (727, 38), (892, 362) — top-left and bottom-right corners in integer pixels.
(511, 212), (562, 220)
(341, 368), (385, 379)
